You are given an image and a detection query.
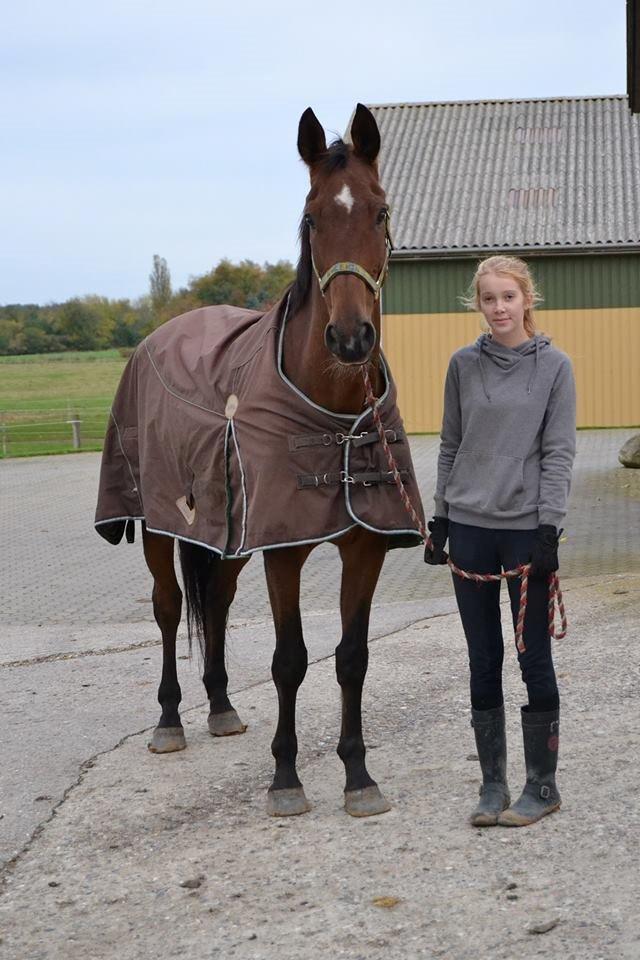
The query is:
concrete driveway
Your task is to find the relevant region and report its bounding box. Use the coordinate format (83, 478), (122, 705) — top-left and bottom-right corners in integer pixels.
(1, 430), (638, 959)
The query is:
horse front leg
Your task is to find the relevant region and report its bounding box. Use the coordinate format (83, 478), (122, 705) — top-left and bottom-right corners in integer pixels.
(263, 545), (314, 816)
(336, 529), (390, 816)
(203, 557), (250, 736)
(142, 526), (186, 754)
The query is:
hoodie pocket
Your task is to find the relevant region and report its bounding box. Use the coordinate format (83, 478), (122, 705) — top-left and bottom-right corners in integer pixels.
(445, 451), (525, 515)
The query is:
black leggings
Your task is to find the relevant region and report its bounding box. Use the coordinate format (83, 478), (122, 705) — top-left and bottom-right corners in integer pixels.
(448, 521), (559, 713)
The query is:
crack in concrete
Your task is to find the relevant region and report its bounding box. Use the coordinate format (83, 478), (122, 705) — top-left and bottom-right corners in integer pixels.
(1, 607), (444, 670)
(1, 637), (164, 669)
(4, 574), (607, 672)
(0, 724), (151, 891)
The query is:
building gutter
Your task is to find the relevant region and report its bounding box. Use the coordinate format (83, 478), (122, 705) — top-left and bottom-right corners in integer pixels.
(391, 244), (640, 261)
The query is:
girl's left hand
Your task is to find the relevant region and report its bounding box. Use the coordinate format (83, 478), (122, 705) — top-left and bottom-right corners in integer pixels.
(529, 525), (561, 578)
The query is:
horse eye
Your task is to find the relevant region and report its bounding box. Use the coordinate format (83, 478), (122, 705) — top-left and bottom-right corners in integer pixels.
(303, 213), (315, 228)
(376, 208), (389, 224)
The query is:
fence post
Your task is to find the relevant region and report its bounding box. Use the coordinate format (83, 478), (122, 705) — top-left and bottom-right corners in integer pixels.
(0, 415), (6, 457)
(67, 415), (82, 450)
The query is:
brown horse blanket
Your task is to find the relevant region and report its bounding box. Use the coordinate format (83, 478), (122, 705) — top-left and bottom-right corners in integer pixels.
(95, 297), (424, 556)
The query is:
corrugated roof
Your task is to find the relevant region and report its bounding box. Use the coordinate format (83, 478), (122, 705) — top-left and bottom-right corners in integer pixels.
(367, 96), (640, 254)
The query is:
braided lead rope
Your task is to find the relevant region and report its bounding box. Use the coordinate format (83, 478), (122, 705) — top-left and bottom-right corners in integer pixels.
(361, 369), (567, 652)
(548, 573), (567, 641)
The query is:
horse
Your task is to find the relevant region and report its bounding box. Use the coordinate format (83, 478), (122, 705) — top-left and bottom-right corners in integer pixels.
(95, 104), (424, 817)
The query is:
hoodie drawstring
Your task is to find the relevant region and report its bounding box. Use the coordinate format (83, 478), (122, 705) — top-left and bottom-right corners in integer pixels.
(479, 333), (544, 397)
(527, 336), (540, 395)
(478, 353), (492, 402)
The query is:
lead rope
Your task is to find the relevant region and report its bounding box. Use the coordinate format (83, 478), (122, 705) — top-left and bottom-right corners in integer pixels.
(361, 368), (567, 653)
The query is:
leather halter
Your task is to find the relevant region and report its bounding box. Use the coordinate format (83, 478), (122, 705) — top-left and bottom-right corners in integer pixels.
(311, 214), (393, 301)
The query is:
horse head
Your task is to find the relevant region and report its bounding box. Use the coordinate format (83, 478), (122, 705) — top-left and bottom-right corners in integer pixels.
(297, 104), (391, 367)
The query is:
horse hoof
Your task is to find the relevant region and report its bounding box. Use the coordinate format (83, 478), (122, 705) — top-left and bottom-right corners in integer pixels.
(207, 709), (247, 737)
(344, 785), (391, 817)
(147, 726), (187, 754)
(266, 787), (312, 817)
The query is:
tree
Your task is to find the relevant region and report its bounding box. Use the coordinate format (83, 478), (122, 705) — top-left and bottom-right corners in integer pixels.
(0, 255), (296, 356)
(21, 310), (62, 353)
(263, 260), (297, 304)
(0, 304), (62, 354)
(0, 313), (26, 354)
(49, 298), (110, 351)
(111, 299), (148, 346)
(149, 255), (172, 313)
(189, 259), (295, 310)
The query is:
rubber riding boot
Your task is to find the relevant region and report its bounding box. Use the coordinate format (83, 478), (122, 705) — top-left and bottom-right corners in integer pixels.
(498, 708), (561, 827)
(469, 706), (511, 827)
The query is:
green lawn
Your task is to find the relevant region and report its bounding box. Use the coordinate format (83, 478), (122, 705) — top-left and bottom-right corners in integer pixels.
(0, 350), (128, 458)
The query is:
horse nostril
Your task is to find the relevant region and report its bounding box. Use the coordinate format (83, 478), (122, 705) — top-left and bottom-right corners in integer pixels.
(324, 323), (339, 352)
(359, 322), (376, 354)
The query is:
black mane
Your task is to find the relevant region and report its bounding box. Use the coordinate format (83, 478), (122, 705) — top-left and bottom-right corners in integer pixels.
(316, 137), (350, 174)
(285, 139), (351, 317)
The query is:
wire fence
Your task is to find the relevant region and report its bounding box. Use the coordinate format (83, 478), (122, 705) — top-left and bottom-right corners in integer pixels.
(0, 405), (111, 458)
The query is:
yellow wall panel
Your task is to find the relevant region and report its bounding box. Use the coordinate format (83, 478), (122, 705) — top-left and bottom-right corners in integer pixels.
(382, 308), (640, 432)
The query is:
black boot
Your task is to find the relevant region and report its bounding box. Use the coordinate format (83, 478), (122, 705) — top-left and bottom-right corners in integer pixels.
(469, 706), (510, 827)
(498, 707), (561, 826)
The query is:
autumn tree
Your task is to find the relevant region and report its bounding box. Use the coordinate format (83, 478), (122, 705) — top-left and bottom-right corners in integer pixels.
(0, 305), (60, 354)
(48, 297), (117, 351)
(0, 256), (295, 355)
(190, 259), (295, 310)
(149, 255), (172, 313)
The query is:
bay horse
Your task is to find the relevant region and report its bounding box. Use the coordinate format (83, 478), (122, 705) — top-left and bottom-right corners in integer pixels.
(96, 104), (423, 817)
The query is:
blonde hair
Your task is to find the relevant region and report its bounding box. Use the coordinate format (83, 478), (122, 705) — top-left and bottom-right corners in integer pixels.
(462, 255), (542, 337)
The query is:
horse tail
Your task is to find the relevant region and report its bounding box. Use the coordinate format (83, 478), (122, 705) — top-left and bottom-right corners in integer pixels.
(178, 540), (219, 658)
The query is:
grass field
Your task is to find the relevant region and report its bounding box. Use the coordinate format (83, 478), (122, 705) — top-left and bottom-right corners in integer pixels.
(0, 350), (128, 458)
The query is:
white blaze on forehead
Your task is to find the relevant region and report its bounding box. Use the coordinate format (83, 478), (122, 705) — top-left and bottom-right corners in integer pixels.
(334, 183), (355, 213)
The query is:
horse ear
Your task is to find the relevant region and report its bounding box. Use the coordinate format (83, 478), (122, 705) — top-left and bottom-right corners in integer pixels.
(298, 108), (327, 166)
(350, 103), (380, 164)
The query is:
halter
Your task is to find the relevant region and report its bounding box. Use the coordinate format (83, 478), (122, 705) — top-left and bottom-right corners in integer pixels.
(311, 213), (394, 301)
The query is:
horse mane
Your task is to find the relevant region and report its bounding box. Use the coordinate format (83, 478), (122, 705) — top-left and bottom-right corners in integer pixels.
(284, 139), (351, 317)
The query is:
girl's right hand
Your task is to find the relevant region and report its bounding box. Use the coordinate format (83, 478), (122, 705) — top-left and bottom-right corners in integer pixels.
(424, 517), (449, 565)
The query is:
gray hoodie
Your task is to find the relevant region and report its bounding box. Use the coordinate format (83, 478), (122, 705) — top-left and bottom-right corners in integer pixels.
(434, 333), (576, 530)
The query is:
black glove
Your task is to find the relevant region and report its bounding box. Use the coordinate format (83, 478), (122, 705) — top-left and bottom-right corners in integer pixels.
(529, 525), (561, 579)
(424, 517), (449, 565)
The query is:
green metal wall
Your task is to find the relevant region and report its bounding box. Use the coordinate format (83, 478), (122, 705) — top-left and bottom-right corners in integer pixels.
(384, 253), (640, 314)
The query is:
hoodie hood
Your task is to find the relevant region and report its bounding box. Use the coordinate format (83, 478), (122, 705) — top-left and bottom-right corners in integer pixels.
(475, 333), (551, 400)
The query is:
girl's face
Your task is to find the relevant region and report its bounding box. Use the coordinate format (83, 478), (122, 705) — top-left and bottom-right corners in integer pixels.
(477, 272), (530, 347)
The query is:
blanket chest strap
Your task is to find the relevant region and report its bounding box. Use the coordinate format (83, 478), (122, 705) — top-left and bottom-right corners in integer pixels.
(297, 468), (410, 489)
(289, 429), (400, 452)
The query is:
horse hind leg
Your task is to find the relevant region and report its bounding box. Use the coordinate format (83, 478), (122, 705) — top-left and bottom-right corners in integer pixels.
(202, 557), (250, 737)
(142, 526), (186, 754)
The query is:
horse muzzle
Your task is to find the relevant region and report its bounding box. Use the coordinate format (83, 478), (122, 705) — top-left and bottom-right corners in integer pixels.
(324, 320), (377, 364)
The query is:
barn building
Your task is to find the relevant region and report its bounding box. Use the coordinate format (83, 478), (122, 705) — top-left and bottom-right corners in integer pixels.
(369, 96), (640, 431)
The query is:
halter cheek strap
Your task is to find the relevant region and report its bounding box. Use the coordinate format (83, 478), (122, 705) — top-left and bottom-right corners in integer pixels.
(311, 215), (393, 301)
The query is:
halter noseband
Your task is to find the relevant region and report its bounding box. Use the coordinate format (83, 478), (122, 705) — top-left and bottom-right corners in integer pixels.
(311, 214), (394, 302)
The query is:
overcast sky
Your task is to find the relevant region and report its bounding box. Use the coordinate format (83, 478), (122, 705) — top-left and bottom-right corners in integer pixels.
(1, 0), (627, 305)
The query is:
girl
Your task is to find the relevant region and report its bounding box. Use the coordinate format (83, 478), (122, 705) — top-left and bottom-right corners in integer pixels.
(425, 256), (576, 827)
